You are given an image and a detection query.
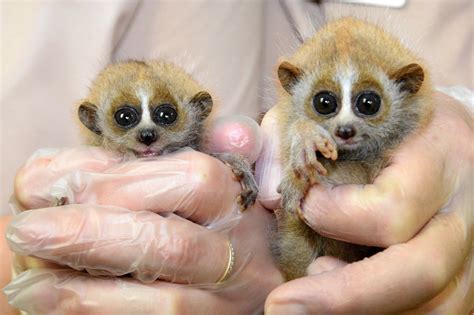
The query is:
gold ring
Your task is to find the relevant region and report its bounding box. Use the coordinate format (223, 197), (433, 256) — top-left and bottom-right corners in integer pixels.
(216, 240), (235, 283)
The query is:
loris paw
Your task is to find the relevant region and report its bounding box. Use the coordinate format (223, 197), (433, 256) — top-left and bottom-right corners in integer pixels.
(291, 146), (327, 181)
(290, 125), (338, 183)
(236, 179), (258, 211)
(314, 133), (338, 161)
(52, 196), (69, 207)
(211, 153), (258, 211)
(230, 165), (258, 211)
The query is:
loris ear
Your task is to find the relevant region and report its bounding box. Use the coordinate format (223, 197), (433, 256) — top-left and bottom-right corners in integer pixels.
(278, 61), (304, 94)
(390, 63), (424, 94)
(190, 91), (213, 119)
(78, 101), (102, 135)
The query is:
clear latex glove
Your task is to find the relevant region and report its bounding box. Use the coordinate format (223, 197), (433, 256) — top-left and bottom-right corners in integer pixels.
(4, 116), (284, 314)
(14, 148), (243, 226)
(257, 92), (474, 314)
(4, 204), (282, 315)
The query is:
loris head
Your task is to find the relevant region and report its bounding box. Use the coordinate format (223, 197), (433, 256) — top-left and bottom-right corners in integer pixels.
(278, 18), (432, 160)
(78, 60), (213, 157)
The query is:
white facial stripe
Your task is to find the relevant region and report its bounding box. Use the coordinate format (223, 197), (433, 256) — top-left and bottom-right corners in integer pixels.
(138, 89), (152, 125)
(335, 66), (357, 124)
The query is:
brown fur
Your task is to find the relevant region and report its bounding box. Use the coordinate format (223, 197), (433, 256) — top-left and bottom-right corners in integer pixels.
(272, 18), (433, 280)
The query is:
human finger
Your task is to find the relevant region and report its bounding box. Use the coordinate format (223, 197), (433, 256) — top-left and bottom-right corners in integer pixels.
(3, 269), (230, 315)
(6, 205), (233, 284)
(204, 114), (263, 164)
(3, 267), (273, 315)
(0, 216), (18, 315)
(266, 208), (470, 314)
(15, 148), (242, 224)
(300, 96), (473, 247)
(255, 107), (282, 210)
(306, 256), (347, 275)
(402, 251), (473, 314)
(71, 150), (243, 224)
(14, 147), (124, 210)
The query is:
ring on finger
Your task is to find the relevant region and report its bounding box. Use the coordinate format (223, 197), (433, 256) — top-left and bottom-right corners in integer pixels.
(216, 240), (235, 283)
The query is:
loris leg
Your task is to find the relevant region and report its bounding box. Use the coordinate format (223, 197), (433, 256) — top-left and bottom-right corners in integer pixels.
(274, 166), (332, 280)
(273, 206), (323, 280)
(211, 153), (258, 211)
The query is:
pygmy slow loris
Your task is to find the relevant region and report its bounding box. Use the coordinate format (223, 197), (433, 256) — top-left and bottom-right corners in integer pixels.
(77, 60), (258, 210)
(272, 17), (433, 280)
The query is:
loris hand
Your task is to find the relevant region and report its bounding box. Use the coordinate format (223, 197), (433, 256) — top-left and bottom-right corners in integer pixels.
(257, 92), (473, 314)
(3, 116), (283, 314)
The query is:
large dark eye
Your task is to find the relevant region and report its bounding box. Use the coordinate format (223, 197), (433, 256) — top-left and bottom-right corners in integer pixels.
(114, 106), (140, 128)
(355, 92), (381, 116)
(153, 104), (177, 125)
(313, 91), (338, 115)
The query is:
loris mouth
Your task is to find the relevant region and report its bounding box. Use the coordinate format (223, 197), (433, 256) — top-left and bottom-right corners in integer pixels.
(336, 138), (360, 147)
(336, 134), (369, 148)
(132, 148), (162, 158)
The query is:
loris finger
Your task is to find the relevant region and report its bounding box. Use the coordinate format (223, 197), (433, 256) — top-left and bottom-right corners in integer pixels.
(237, 186), (258, 211)
(303, 148), (327, 176)
(315, 138), (338, 161)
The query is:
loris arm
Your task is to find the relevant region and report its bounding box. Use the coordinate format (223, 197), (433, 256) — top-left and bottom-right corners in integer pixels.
(278, 118), (337, 212)
(273, 118), (341, 280)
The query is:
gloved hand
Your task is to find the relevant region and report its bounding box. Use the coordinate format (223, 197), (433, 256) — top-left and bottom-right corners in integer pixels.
(3, 115), (284, 314)
(257, 92), (473, 314)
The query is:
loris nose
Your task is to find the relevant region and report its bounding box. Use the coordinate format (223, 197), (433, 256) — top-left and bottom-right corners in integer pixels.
(335, 125), (356, 140)
(138, 129), (157, 146)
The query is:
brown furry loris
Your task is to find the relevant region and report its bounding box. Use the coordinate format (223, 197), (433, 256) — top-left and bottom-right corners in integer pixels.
(77, 60), (257, 210)
(272, 17), (433, 280)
